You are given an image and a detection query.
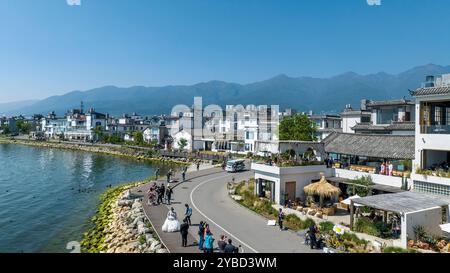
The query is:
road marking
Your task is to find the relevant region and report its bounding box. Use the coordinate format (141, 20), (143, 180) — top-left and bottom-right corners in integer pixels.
(190, 174), (259, 254)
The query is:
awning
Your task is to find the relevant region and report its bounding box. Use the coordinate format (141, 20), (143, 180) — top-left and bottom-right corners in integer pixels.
(341, 195), (364, 207)
(440, 223), (450, 233)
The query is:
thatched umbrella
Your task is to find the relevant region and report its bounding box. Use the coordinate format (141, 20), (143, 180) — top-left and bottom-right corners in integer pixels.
(304, 175), (341, 207)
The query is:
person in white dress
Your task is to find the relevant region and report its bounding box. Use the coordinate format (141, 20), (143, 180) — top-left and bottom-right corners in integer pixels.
(162, 207), (180, 233)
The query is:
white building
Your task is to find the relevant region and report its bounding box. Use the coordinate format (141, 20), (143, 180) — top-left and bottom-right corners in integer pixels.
(411, 74), (450, 197)
(341, 105), (371, 134)
(41, 112), (68, 139)
(309, 113), (342, 141)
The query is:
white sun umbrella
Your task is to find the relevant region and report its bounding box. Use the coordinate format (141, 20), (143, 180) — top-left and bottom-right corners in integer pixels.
(341, 194), (364, 207)
(440, 223), (450, 234)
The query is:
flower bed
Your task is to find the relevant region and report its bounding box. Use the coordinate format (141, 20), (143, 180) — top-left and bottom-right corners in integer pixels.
(230, 180), (373, 253)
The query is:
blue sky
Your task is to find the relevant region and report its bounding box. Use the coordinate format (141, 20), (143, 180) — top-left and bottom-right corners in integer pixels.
(1, 0), (450, 103)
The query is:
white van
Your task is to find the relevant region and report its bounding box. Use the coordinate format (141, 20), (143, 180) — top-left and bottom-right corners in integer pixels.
(225, 159), (246, 173)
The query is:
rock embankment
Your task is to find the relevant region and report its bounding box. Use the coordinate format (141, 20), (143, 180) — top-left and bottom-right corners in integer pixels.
(103, 189), (168, 253)
(0, 138), (189, 166)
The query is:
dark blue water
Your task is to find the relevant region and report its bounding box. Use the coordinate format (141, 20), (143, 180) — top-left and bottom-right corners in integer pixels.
(0, 144), (166, 253)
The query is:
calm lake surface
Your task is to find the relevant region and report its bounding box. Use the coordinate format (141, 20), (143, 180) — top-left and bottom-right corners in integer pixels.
(0, 144), (168, 253)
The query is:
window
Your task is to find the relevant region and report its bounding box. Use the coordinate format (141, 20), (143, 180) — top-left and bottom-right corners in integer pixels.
(446, 107), (450, 125)
(435, 106), (443, 125)
(246, 132), (254, 140)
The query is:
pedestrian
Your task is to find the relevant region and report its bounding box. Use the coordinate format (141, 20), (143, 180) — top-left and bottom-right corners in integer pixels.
(204, 223), (210, 237)
(184, 204), (192, 226)
(198, 221), (205, 251)
(158, 184), (165, 204)
(278, 208), (284, 231)
(166, 171), (171, 183)
(388, 161), (394, 176)
(221, 161), (226, 171)
(196, 161), (200, 171)
(224, 239), (239, 253)
(155, 168), (160, 180)
(203, 230), (214, 253)
(182, 169), (186, 182)
(380, 161), (386, 175)
(166, 186), (173, 205)
(180, 219), (189, 247)
(308, 224), (318, 249)
(218, 235), (227, 253)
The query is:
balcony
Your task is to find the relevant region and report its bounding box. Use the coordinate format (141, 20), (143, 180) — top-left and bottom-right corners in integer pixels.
(421, 125), (450, 134)
(251, 162), (328, 176)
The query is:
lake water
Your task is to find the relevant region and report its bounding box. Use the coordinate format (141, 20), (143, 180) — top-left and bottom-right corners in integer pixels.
(0, 144), (169, 253)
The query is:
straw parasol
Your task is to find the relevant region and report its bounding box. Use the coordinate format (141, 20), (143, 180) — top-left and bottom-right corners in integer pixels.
(304, 174), (341, 207)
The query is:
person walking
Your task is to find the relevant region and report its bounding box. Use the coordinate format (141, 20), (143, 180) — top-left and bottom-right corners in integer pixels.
(182, 168), (186, 182)
(180, 219), (189, 247)
(166, 171), (171, 183)
(155, 168), (160, 180)
(166, 186), (173, 205)
(184, 204), (192, 226)
(198, 221), (205, 251)
(196, 161), (200, 171)
(224, 239), (239, 253)
(203, 230), (215, 253)
(217, 235), (227, 253)
(278, 208), (284, 231)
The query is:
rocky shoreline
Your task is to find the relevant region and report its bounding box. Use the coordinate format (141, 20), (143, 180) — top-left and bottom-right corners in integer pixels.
(103, 189), (168, 253)
(0, 137), (189, 166)
(80, 181), (168, 253)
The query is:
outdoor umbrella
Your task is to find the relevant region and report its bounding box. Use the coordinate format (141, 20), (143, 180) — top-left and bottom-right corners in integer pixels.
(304, 175), (341, 207)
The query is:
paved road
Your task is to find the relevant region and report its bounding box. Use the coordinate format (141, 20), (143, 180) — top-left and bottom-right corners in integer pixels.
(165, 167), (320, 253)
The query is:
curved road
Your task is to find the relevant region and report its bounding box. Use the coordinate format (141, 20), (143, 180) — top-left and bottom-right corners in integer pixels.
(168, 167), (319, 253)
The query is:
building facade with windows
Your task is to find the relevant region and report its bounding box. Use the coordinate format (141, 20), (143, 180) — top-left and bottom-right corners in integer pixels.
(411, 74), (450, 197)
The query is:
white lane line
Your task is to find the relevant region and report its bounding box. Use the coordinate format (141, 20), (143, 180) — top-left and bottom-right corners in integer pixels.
(190, 174), (259, 254)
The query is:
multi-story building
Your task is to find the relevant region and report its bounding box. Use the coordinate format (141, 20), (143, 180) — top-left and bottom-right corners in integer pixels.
(351, 99), (415, 135)
(341, 104), (372, 134)
(41, 111), (69, 139)
(308, 113), (342, 141)
(411, 74), (450, 197)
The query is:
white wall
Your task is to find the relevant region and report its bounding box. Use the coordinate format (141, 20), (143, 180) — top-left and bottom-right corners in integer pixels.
(252, 163), (328, 204)
(402, 207), (444, 248)
(333, 168), (403, 188)
(173, 130), (192, 151)
(342, 116), (360, 133)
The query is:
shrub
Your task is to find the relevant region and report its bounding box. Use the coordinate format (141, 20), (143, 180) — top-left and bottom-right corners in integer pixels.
(319, 221), (335, 233)
(383, 247), (419, 253)
(355, 218), (380, 237)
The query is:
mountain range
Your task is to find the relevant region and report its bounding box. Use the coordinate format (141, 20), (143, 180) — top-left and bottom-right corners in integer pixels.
(2, 64), (450, 117)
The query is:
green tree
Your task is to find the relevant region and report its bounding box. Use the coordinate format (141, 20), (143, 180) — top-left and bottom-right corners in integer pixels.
(16, 120), (33, 134)
(1, 125), (10, 135)
(178, 138), (188, 151)
(279, 114), (317, 141)
(133, 131), (144, 146)
(348, 175), (374, 197)
(92, 125), (104, 142)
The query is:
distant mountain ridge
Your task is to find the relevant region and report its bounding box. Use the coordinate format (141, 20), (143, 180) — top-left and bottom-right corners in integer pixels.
(3, 64), (450, 116)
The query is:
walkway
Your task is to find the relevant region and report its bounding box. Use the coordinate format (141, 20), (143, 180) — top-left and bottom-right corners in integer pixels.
(131, 166), (224, 253)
